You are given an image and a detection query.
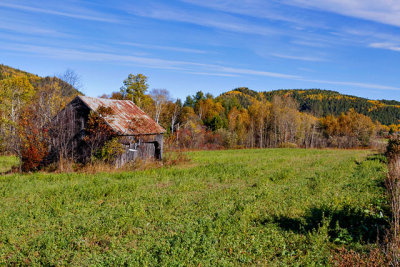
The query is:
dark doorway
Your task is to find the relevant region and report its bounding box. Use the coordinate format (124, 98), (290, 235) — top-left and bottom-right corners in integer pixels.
(154, 141), (161, 160)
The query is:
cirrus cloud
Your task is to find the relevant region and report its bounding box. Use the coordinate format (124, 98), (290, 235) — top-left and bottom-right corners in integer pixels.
(282, 0), (400, 28)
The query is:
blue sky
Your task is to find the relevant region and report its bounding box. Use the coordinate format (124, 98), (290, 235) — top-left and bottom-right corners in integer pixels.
(1, 0), (400, 100)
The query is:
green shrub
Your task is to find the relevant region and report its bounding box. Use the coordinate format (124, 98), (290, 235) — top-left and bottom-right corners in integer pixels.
(99, 138), (125, 163)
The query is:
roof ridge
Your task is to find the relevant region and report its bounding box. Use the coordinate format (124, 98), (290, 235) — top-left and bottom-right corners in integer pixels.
(79, 95), (132, 102)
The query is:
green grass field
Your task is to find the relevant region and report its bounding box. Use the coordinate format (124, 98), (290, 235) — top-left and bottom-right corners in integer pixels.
(0, 155), (18, 173)
(0, 149), (388, 265)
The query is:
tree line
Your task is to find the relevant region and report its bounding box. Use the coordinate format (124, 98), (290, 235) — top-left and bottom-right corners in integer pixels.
(103, 74), (381, 151)
(0, 69), (388, 171)
(262, 88), (400, 126)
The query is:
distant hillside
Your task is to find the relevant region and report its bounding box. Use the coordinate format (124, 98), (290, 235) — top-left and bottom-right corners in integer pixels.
(0, 64), (82, 97)
(221, 88), (400, 125)
(2, 64), (399, 125)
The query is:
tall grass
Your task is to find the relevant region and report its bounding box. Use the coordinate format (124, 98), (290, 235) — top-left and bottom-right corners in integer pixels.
(0, 155), (18, 173)
(0, 149), (388, 265)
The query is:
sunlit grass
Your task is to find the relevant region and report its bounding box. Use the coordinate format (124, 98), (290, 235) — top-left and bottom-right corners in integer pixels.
(0, 155), (18, 173)
(0, 149), (388, 265)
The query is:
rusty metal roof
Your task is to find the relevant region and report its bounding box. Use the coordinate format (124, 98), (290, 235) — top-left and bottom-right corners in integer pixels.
(78, 96), (166, 135)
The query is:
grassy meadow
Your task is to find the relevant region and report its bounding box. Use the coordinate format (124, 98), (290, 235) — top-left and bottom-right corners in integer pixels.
(0, 156), (18, 173)
(0, 149), (388, 265)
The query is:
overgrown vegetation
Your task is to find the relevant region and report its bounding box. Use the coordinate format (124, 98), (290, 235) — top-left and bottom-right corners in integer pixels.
(329, 136), (400, 266)
(84, 106), (117, 162)
(384, 137), (400, 265)
(0, 149), (388, 265)
(0, 65), (81, 171)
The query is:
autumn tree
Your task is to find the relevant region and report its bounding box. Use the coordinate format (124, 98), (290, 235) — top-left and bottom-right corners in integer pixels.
(0, 75), (34, 130)
(0, 75), (35, 169)
(320, 109), (375, 148)
(19, 107), (49, 172)
(248, 97), (270, 148)
(298, 113), (319, 148)
(227, 107), (250, 147)
(109, 91), (125, 100)
(200, 98), (225, 131)
(35, 78), (66, 127)
(21, 79), (69, 171)
(120, 73), (149, 107)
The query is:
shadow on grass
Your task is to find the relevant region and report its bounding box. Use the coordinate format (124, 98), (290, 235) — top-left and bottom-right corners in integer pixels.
(365, 154), (387, 164)
(257, 205), (388, 244)
(354, 153), (387, 166)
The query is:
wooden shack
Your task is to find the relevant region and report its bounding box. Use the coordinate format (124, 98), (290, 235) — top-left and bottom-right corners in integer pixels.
(48, 96), (165, 166)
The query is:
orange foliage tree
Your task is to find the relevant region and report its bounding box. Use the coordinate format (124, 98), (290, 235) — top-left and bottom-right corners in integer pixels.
(19, 108), (49, 172)
(320, 109), (375, 148)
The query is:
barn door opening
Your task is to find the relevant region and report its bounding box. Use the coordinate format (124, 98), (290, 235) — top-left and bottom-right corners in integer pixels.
(154, 141), (161, 160)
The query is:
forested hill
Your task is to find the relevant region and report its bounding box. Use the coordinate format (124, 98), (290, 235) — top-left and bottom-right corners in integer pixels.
(226, 88), (400, 125)
(2, 63), (400, 125)
(0, 64), (81, 97)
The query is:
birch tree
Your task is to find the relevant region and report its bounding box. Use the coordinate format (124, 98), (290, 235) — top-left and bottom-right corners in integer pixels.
(150, 88), (170, 124)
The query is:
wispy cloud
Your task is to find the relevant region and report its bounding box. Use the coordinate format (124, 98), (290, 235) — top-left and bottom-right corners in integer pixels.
(291, 39), (331, 48)
(2, 41), (400, 92)
(271, 53), (325, 62)
(131, 0), (381, 52)
(0, 23), (65, 37)
(0, 17), (71, 38)
(299, 78), (400, 91)
(217, 66), (299, 79)
(369, 42), (400, 52)
(341, 27), (400, 45)
(282, 0), (400, 28)
(122, 0), (399, 55)
(0, 43), (297, 79)
(127, 3), (276, 36)
(180, 0), (329, 29)
(184, 71), (239, 77)
(119, 42), (207, 54)
(4, 42), (399, 91)
(181, 0), (400, 54)
(0, 2), (119, 23)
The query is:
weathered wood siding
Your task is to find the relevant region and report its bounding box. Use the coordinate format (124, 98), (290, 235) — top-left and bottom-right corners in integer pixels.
(115, 134), (163, 167)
